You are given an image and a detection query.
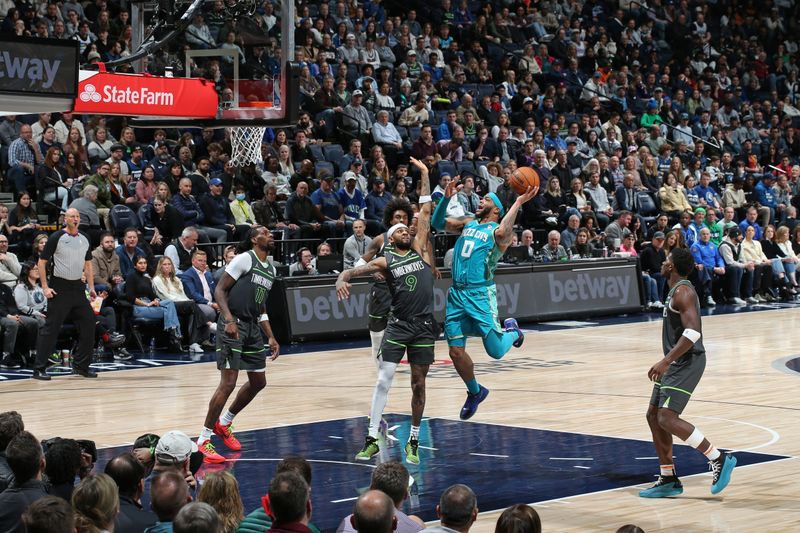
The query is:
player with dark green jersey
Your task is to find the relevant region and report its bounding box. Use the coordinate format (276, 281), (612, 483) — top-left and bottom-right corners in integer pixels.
(640, 247), (736, 498)
(196, 226), (281, 464)
(337, 157), (434, 465)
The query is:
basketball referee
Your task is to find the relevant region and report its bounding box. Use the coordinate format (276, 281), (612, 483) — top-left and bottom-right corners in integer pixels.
(32, 208), (98, 380)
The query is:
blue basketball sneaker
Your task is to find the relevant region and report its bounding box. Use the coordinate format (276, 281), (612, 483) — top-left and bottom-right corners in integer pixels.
(710, 453), (737, 494)
(459, 385), (489, 420)
(503, 318), (524, 348)
(638, 476), (684, 498)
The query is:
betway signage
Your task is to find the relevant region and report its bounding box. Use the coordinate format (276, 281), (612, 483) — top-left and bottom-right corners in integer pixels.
(73, 67), (218, 118)
(280, 260), (642, 339)
(0, 36), (78, 96)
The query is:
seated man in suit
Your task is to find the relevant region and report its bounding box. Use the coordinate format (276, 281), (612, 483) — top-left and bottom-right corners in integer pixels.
(178, 250), (219, 328)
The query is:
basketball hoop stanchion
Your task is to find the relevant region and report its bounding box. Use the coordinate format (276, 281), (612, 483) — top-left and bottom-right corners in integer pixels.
(228, 126), (267, 166)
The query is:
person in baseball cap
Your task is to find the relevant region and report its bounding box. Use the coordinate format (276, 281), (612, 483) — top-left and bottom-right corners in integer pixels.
(155, 431), (198, 464)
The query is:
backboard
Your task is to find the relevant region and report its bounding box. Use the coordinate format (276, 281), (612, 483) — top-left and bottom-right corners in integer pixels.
(128, 0), (297, 129)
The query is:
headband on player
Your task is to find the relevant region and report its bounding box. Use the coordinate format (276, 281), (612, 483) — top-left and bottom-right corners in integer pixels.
(387, 223), (408, 240)
(486, 193), (506, 218)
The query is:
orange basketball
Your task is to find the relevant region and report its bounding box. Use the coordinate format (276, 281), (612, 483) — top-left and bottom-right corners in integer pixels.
(510, 167), (540, 196)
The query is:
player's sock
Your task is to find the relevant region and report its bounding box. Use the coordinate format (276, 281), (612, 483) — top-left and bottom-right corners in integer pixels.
(197, 427), (213, 445)
(219, 409), (235, 426)
(660, 464), (676, 477)
(702, 443), (721, 461)
(368, 361), (397, 439)
(369, 330), (384, 368)
(482, 330), (516, 360)
(465, 378), (481, 395)
(410, 425), (420, 439)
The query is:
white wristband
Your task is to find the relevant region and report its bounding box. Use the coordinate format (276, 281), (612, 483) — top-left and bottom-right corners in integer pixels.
(419, 195), (432, 204)
(682, 328), (701, 343)
(259, 313), (269, 323)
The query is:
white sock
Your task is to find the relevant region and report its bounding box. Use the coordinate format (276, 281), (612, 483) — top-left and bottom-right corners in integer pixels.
(369, 330), (385, 368)
(368, 360), (397, 438)
(197, 427), (213, 445)
(410, 425), (420, 439)
(703, 444), (721, 461)
(219, 409), (235, 426)
(660, 464), (675, 477)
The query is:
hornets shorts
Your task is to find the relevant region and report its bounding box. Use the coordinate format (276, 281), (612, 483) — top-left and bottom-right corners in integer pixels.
(216, 318), (268, 372)
(368, 282), (391, 332)
(378, 315), (437, 365)
(649, 353), (706, 414)
(444, 285), (502, 347)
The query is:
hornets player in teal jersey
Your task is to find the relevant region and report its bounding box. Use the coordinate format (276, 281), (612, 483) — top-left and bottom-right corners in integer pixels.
(432, 180), (538, 419)
(337, 157), (435, 465)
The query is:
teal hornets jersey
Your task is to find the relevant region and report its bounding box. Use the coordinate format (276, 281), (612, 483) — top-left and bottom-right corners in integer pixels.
(451, 220), (502, 286)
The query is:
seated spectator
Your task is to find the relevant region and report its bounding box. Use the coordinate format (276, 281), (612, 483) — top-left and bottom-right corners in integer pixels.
(126, 255), (183, 351)
(152, 431), (199, 492)
(265, 471), (313, 533)
(174, 502), (222, 533)
(690, 227), (725, 306)
(426, 484), (478, 533)
(91, 232), (124, 295)
(342, 90), (372, 142)
(494, 504), (541, 533)
(230, 184), (257, 228)
(200, 178), (247, 242)
(350, 490), (395, 533)
(117, 227), (151, 279)
(285, 182), (328, 239)
(398, 95), (430, 127)
(456, 175), (481, 217)
(289, 248), (318, 276)
(560, 214), (581, 250)
(343, 220), (372, 269)
(42, 437), (83, 501)
(0, 431), (49, 532)
(540, 231), (568, 262)
(154, 256), (210, 355)
(311, 175), (349, 238)
(0, 410), (24, 492)
(741, 225), (777, 301)
(36, 146), (71, 212)
(640, 231), (667, 300)
(605, 211), (633, 249)
(71, 474), (119, 533)
(20, 496), (74, 533)
(165, 227), (200, 274)
(145, 196), (185, 255)
(0, 280), (39, 368)
(718, 227), (753, 305)
(337, 461), (424, 533)
(197, 471), (243, 533)
(7, 124), (42, 196)
(147, 470), (193, 533)
(0, 233), (21, 288)
(105, 452), (158, 533)
(178, 250), (220, 329)
(7, 192), (40, 260)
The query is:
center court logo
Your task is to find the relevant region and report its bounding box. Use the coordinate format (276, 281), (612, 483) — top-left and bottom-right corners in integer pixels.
(79, 82), (174, 106)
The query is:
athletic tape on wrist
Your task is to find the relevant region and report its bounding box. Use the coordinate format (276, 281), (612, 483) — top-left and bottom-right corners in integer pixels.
(419, 195), (432, 204)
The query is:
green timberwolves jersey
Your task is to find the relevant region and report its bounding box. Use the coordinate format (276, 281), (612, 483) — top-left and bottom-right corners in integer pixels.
(385, 249), (433, 318)
(452, 220), (502, 286)
(662, 279), (705, 359)
(227, 250), (276, 320)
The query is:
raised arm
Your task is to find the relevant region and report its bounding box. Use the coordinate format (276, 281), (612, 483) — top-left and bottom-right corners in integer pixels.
(431, 178), (472, 233)
(494, 186), (539, 253)
(409, 157), (433, 262)
(336, 256), (389, 300)
(361, 233), (384, 262)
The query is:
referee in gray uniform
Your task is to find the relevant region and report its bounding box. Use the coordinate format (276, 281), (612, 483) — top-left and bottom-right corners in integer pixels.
(32, 208), (98, 380)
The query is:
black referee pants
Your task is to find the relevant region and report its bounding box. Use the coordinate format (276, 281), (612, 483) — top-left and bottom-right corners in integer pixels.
(34, 278), (96, 372)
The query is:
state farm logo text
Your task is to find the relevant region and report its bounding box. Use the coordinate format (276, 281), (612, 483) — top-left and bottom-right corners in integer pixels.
(79, 83), (174, 106)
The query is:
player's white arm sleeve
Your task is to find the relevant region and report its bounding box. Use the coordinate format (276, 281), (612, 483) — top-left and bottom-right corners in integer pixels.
(682, 328), (701, 343)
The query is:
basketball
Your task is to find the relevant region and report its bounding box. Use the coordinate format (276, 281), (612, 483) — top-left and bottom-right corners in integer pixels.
(510, 167), (540, 196)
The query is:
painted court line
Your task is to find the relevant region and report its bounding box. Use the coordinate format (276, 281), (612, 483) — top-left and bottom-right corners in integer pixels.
(549, 457), (594, 461)
(573, 465), (591, 469)
(327, 436), (343, 439)
(470, 452), (509, 458)
(331, 496), (358, 503)
(418, 445), (438, 451)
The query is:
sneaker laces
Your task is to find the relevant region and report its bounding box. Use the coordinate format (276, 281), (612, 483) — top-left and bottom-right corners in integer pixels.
(708, 458), (722, 482)
(407, 438), (419, 453)
(201, 440), (217, 453)
(219, 424), (235, 437)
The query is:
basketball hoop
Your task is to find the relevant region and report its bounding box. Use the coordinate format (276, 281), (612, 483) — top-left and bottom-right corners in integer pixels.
(227, 125), (266, 166)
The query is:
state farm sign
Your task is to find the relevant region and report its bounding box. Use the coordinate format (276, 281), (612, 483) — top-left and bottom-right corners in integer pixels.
(73, 66), (217, 118)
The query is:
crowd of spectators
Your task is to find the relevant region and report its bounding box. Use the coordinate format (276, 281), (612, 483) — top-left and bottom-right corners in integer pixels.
(0, 410), (649, 533)
(1, 0), (800, 314)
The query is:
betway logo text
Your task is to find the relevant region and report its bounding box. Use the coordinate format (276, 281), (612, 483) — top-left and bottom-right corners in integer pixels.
(80, 83), (174, 106)
(291, 283), (520, 322)
(0, 51), (61, 89)
(548, 272), (631, 304)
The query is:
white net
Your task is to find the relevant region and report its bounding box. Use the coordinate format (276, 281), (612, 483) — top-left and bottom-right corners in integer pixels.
(227, 126), (267, 166)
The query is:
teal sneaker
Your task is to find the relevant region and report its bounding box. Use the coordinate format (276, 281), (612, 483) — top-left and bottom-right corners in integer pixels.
(639, 476), (684, 498)
(355, 436), (380, 461)
(405, 437), (420, 465)
(710, 453), (737, 494)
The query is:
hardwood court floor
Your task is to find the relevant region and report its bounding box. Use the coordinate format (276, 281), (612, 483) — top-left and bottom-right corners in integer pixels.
(3, 308), (799, 532)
